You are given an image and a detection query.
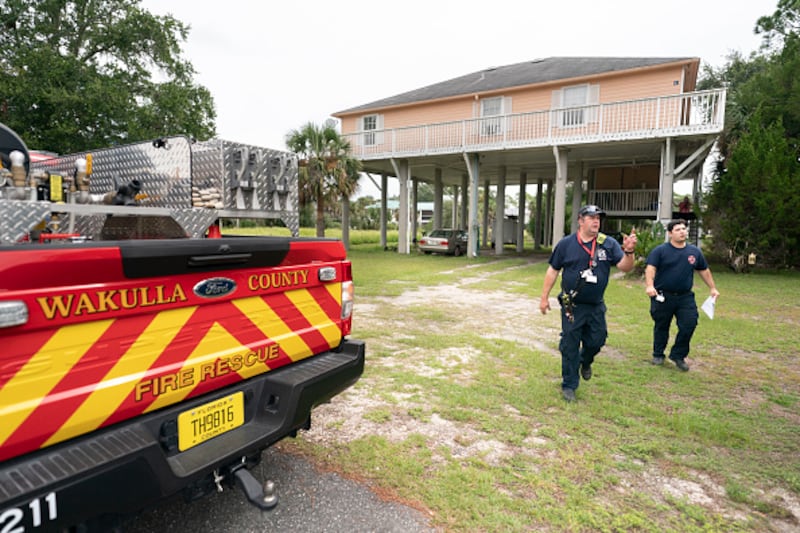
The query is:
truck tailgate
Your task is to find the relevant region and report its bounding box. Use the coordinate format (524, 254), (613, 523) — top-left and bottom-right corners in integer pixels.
(0, 237), (351, 462)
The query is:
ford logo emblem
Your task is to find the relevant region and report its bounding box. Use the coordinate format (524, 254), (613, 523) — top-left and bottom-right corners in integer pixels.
(193, 277), (237, 298)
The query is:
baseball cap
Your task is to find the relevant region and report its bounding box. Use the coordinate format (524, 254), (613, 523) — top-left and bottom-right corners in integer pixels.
(578, 205), (605, 217)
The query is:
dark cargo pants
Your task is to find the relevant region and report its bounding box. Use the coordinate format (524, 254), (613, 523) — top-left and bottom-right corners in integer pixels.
(650, 291), (698, 362)
(559, 302), (607, 391)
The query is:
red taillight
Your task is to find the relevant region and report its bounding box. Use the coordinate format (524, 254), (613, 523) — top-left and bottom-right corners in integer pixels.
(341, 261), (353, 335)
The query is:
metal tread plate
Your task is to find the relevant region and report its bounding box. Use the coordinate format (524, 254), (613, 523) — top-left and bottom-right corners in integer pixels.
(2, 136), (301, 241)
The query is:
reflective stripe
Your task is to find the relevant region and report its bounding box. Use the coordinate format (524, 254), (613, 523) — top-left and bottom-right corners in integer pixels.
(1, 286), (343, 461)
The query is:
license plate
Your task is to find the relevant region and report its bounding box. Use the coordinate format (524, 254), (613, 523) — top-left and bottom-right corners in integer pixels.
(177, 391), (244, 451)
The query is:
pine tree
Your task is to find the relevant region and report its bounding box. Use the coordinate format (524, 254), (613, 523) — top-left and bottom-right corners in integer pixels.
(705, 112), (800, 268)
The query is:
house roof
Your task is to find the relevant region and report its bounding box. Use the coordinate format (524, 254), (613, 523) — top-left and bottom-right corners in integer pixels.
(334, 56), (696, 115)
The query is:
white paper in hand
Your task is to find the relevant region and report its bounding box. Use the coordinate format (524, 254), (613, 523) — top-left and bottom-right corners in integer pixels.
(701, 296), (716, 319)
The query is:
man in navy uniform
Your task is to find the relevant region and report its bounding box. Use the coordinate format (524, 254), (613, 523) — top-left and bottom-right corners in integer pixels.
(645, 219), (719, 371)
(540, 205), (637, 402)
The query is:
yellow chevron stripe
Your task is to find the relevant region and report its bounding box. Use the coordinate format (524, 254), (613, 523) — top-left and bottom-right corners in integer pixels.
(324, 282), (342, 304)
(0, 319), (114, 446)
(44, 307), (198, 446)
(151, 287), (345, 410)
(285, 288), (341, 348)
(196, 324), (267, 381)
(145, 322), (249, 412)
(232, 293), (313, 362)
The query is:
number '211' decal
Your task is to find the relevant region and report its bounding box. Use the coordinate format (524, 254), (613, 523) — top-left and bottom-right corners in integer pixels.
(0, 492), (58, 533)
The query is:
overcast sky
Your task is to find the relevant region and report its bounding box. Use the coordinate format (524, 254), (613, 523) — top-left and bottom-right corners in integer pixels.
(141, 0), (775, 197)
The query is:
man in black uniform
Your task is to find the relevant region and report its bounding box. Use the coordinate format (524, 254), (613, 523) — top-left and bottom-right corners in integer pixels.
(540, 205), (637, 402)
(645, 219), (719, 371)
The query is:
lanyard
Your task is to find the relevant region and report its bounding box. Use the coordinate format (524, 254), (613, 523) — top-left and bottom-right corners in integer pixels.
(577, 234), (596, 268)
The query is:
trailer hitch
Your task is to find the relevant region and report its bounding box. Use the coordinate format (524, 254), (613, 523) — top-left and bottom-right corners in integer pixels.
(233, 466), (278, 510)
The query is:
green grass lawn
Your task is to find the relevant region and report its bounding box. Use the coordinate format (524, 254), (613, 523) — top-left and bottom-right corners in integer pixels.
(239, 228), (800, 531)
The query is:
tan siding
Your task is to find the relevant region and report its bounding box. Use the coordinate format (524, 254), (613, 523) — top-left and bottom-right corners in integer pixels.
(504, 88), (552, 114)
(597, 66), (687, 102)
(342, 116), (359, 133)
(380, 99), (474, 129)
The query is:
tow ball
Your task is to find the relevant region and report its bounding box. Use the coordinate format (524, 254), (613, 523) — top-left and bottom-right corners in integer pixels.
(233, 468), (278, 510)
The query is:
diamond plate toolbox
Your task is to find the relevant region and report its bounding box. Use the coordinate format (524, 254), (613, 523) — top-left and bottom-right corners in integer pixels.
(0, 136), (300, 243)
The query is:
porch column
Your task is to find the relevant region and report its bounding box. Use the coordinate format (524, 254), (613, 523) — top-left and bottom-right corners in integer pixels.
(452, 184), (459, 228)
(433, 168), (443, 230)
(482, 179), (490, 248)
(659, 138), (676, 223)
(411, 178), (418, 246)
(461, 174), (469, 232)
(552, 147), (569, 244)
(535, 179), (543, 250)
(391, 158), (411, 254)
(380, 173), (388, 249)
(495, 166), (506, 255)
(463, 153), (480, 257)
(545, 179), (554, 246)
(692, 167), (702, 245)
(570, 172), (583, 234)
(517, 172), (527, 252)
(341, 193), (350, 251)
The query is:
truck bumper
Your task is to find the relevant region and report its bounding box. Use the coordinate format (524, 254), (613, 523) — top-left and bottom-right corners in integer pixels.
(0, 339), (365, 531)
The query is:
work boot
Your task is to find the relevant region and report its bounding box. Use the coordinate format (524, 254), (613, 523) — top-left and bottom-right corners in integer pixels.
(562, 388), (576, 402)
(580, 364), (592, 381)
(651, 356), (665, 365)
(674, 359), (690, 372)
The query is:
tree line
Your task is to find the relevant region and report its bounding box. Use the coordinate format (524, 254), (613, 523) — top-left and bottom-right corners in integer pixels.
(2, 0), (798, 267)
(698, 0), (800, 269)
(0, 0), (215, 152)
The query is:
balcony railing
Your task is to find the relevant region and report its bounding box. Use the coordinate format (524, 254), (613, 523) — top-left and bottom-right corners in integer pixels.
(588, 189), (659, 216)
(344, 89), (725, 160)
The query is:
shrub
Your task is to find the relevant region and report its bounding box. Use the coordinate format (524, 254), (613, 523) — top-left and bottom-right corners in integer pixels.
(628, 221), (666, 276)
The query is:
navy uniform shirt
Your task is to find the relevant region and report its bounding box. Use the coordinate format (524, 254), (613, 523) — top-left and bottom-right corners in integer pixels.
(646, 242), (708, 293)
(549, 232), (624, 304)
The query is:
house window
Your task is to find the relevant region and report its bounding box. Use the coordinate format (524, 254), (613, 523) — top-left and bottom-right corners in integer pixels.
(561, 85), (588, 126)
(553, 84), (599, 127)
(362, 115), (377, 145)
(480, 97), (503, 135)
(359, 114), (384, 146)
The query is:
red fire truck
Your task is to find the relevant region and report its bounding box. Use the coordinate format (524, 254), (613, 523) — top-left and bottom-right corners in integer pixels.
(0, 124), (364, 531)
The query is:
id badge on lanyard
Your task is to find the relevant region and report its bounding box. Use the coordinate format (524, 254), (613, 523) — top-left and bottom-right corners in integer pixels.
(578, 235), (599, 284)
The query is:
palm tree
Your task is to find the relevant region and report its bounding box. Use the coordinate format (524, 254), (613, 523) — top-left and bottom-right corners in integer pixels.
(285, 121), (360, 237)
(338, 154), (363, 249)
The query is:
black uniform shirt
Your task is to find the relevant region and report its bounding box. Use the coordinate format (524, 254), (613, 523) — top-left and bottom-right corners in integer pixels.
(549, 232), (624, 304)
(646, 242), (708, 293)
